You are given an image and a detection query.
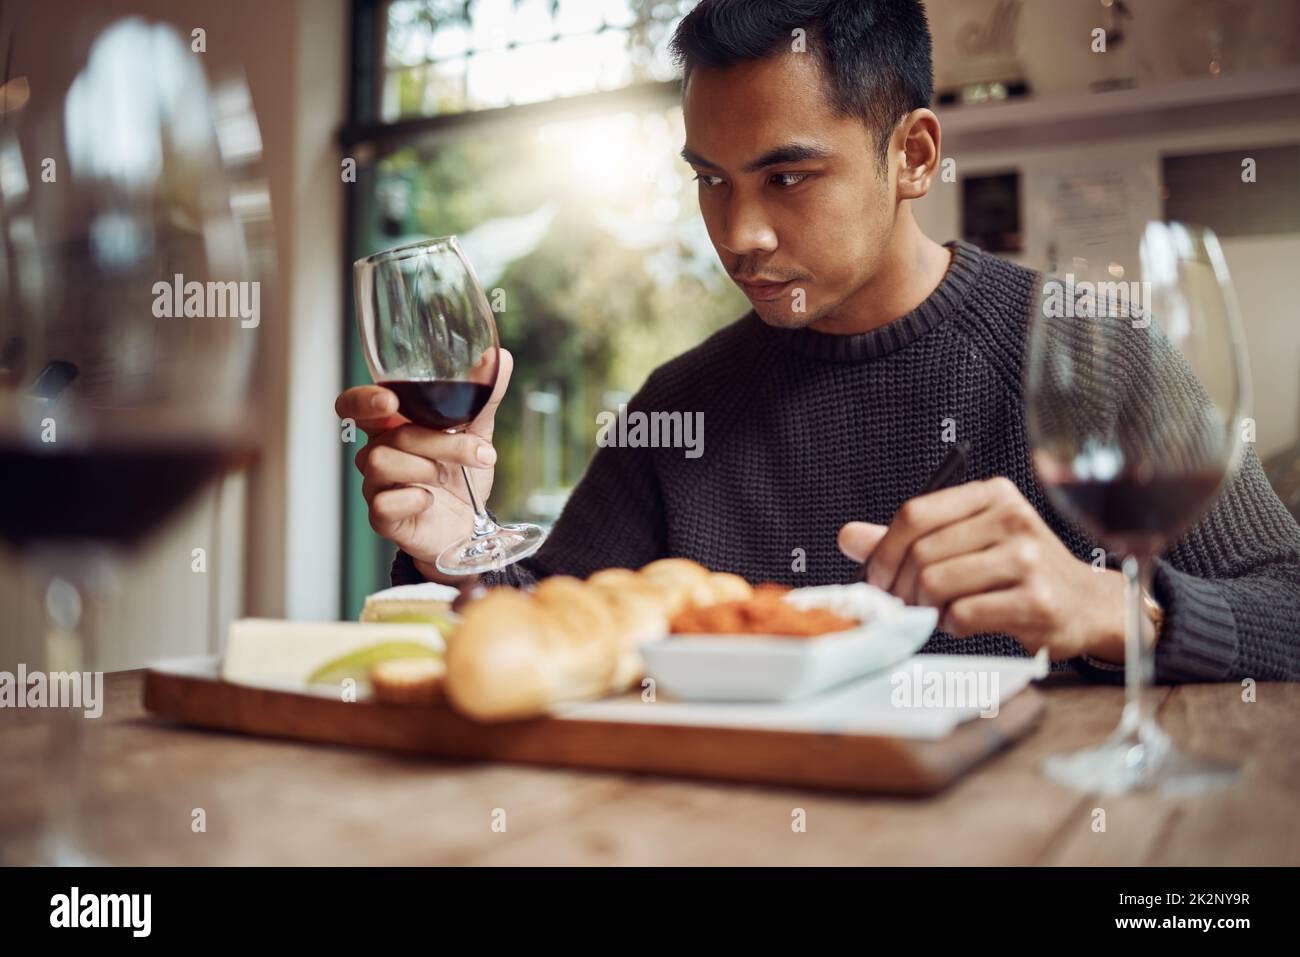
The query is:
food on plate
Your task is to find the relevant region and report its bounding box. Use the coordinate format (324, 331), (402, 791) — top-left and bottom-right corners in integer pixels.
(221, 619), (444, 691)
(371, 657), (447, 705)
(444, 558), (753, 721)
(359, 582), (460, 638)
(781, 581), (904, 622)
(669, 582), (902, 638)
(670, 591), (857, 638)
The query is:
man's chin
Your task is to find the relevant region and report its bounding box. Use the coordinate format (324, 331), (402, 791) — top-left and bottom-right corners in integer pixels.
(751, 299), (821, 330)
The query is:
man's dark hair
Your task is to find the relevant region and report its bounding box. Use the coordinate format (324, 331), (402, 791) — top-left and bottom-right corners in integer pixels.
(669, 0), (934, 168)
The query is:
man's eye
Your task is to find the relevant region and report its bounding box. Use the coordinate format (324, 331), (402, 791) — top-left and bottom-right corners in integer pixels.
(772, 173), (808, 188)
(692, 173), (723, 188)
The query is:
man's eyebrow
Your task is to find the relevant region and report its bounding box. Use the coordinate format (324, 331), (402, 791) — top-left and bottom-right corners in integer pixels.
(679, 142), (834, 174)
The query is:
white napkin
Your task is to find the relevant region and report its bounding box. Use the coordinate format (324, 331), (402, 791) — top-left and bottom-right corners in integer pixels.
(551, 649), (1049, 740)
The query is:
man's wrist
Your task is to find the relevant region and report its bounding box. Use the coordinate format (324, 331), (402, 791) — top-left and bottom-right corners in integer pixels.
(1084, 574), (1163, 667)
(1076, 567), (1124, 664)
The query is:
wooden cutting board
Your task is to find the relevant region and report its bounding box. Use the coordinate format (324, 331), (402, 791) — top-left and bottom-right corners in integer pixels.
(143, 658), (1045, 796)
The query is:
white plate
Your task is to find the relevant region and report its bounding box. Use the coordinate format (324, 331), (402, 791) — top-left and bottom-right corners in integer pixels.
(640, 605), (939, 702)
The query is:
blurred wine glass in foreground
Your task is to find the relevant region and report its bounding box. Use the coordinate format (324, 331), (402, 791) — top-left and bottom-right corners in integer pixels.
(1026, 221), (1249, 795)
(0, 17), (263, 861)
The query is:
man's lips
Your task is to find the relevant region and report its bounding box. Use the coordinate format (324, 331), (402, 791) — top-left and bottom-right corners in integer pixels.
(736, 278), (796, 302)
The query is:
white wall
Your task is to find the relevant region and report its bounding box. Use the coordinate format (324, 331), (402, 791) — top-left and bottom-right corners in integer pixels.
(281, 3), (348, 624)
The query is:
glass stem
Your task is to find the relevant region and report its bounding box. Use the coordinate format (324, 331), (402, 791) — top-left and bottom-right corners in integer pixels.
(40, 574), (91, 863)
(460, 465), (499, 539)
(1116, 553), (1162, 748)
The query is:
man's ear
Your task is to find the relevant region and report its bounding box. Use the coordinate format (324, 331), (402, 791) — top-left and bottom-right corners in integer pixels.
(893, 108), (941, 201)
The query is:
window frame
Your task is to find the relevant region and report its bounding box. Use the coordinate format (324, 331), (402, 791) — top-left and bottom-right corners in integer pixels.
(338, 0), (681, 616)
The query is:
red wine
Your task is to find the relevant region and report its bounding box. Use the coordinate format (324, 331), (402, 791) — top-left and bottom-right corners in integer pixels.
(385, 379), (493, 430)
(1045, 472), (1226, 551)
(0, 442), (253, 548)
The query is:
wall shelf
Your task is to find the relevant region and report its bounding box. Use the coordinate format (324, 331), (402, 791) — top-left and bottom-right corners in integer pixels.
(938, 65), (1300, 151)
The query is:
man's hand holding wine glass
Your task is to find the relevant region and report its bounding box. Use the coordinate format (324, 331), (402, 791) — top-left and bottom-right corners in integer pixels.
(838, 477), (1127, 664)
(335, 349), (514, 586)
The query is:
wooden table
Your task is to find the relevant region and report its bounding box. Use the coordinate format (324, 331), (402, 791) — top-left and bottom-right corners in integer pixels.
(1, 670), (1297, 865)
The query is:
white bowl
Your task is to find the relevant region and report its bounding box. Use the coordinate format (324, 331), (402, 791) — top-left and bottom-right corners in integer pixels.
(640, 605), (939, 702)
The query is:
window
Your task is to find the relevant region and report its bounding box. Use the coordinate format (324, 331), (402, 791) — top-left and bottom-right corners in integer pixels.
(382, 0), (681, 119)
(342, 0), (746, 615)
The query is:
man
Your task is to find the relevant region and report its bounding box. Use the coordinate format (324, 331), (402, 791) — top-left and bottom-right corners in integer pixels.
(335, 0), (1300, 682)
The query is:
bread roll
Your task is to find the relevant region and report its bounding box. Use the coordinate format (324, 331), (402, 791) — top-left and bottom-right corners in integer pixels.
(639, 558), (711, 582)
(585, 580), (668, 645)
(587, 567), (667, 611)
(584, 579), (669, 692)
(533, 576), (617, 642)
(587, 567), (642, 590)
(637, 558), (716, 613)
(446, 587), (616, 722)
(533, 575), (639, 690)
(708, 572), (753, 603)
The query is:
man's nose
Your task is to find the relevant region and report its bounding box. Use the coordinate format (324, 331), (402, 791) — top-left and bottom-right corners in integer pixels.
(717, 196), (777, 257)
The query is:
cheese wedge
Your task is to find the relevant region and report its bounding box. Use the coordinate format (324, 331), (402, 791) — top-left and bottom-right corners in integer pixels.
(359, 582), (459, 637)
(221, 618), (445, 693)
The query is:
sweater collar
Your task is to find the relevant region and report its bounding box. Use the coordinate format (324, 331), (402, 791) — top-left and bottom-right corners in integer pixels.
(752, 239), (984, 362)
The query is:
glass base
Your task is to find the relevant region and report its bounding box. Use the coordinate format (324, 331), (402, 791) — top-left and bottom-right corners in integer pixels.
(435, 522), (546, 576)
(1042, 731), (1239, 797)
(37, 831), (104, 867)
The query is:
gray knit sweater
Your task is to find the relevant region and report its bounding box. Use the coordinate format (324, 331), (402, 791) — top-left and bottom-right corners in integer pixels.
(393, 239), (1300, 683)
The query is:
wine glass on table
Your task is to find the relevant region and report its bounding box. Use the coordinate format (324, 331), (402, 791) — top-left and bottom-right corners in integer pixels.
(353, 236), (546, 575)
(0, 20), (261, 861)
(1026, 221), (1250, 796)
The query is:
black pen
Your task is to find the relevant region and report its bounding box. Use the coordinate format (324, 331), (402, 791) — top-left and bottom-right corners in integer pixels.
(857, 439), (971, 582)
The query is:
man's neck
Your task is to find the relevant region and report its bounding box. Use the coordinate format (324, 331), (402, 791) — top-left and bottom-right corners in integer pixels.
(810, 211), (953, 336)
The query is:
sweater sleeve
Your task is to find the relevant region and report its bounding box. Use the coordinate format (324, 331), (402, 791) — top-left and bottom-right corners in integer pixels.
(1147, 444), (1300, 682)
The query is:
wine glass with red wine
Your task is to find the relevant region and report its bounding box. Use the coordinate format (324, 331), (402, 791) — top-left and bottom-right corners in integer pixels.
(353, 236), (546, 575)
(0, 20), (261, 862)
(1026, 221), (1250, 795)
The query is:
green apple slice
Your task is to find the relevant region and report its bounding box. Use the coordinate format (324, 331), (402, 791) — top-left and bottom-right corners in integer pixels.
(307, 641), (442, 686)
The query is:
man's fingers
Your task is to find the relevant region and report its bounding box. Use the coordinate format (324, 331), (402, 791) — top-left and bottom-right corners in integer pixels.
(909, 544), (1023, 609)
(891, 511), (1009, 604)
(336, 384), (396, 420)
(868, 478), (1010, 591)
(941, 590), (1019, 637)
(465, 348), (513, 442)
(368, 486), (434, 532)
(381, 424), (497, 469)
(838, 522), (888, 563)
(361, 446), (451, 501)
(336, 385), (408, 438)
